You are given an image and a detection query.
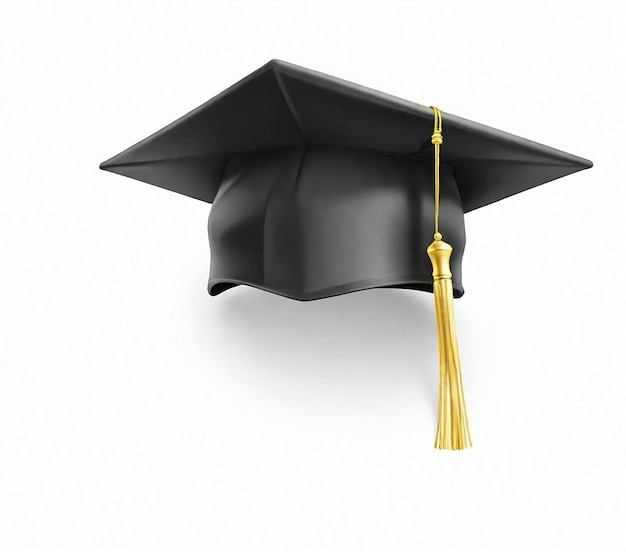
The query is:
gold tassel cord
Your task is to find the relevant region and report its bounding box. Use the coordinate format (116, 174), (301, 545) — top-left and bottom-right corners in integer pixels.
(428, 106), (472, 450)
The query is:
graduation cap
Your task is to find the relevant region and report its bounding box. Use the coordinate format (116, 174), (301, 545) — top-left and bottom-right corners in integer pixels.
(100, 60), (592, 449)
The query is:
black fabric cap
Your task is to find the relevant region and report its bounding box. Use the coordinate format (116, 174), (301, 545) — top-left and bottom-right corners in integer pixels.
(100, 60), (592, 301)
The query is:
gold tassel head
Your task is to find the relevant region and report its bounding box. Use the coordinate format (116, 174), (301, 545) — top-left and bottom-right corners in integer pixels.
(427, 235), (452, 280)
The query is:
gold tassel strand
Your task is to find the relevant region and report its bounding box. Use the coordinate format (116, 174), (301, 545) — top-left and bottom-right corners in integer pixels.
(428, 106), (472, 450)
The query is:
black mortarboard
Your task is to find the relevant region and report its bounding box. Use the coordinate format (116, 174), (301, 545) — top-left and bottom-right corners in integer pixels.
(100, 60), (592, 448)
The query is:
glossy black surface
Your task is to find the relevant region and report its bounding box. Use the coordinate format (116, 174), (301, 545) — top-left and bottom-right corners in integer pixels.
(208, 147), (465, 300)
(100, 60), (592, 301)
(100, 59), (592, 212)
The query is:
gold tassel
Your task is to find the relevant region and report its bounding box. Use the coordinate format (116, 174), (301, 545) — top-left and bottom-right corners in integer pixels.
(428, 107), (472, 450)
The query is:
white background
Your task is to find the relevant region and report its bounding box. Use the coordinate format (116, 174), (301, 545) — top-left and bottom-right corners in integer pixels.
(1, 1), (625, 551)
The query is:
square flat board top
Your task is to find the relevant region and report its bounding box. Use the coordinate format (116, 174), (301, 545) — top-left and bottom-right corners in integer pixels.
(100, 59), (592, 212)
